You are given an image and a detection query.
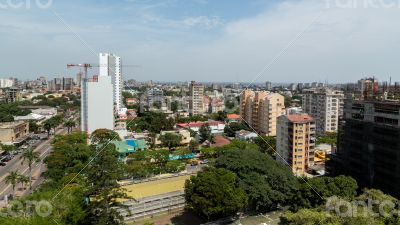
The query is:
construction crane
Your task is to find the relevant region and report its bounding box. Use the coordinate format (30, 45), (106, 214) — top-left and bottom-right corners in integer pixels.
(67, 63), (141, 80)
(67, 64), (93, 81)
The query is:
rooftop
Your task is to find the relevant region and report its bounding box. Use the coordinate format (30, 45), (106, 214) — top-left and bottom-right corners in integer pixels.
(287, 114), (314, 123)
(227, 114), (241, 119)
(0, 121), (27, 129)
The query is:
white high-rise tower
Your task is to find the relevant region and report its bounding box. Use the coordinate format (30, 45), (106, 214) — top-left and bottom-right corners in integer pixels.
(99, 53), (123, 111)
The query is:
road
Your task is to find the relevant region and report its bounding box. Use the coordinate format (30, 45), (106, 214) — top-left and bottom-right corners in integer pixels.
(0, 126), (69, 200)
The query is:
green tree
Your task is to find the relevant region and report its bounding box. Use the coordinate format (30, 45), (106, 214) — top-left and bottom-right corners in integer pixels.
(90, 129), (121, 145)
(224, 122), (248, 137)
(159, 133), (182, 150)
(290, 175), (358, 210)
(64, 120), (76, 133)
(20, 148), (40, 190)
(1, 143), (16, 154)
(252, 136), (276, 155)
(29, 121), (40, 133)
(45, 132), (90, 181)
(215, 146), (298, 212)
(199, 124), (213, 143)
(188, 139), (199, 152)
(43, 119), (54, 136)
(316, 132), (337, 146)
(171, 101), (179, 112)
(165, 160), (185, 173)
(84, 130), (126, 225)
(185, 168), (247, 220)
(5, 171), (20, 195)
(17, 174), (29, 191)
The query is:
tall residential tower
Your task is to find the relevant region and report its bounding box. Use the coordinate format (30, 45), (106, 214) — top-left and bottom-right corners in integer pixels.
(189, 81), (204, 115)
(99, 53), (123, 112)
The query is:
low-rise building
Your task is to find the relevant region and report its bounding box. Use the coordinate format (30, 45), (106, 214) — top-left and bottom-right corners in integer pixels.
(155, 129), (192, 146)
(235, 130), (258, 141)
(227, 114), (241, 123)
(176, 120), (225, 134)
(0, 121), (29, 145)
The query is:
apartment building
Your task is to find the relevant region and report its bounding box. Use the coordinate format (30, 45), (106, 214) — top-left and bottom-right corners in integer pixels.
(302, 88), (344, 135)
(189, 81), (204, 115)
(0, 79), (13, 88)
(329, 100), (400, 198)
(81, 75), (114, 134)
(147, 88), (164, 107)
(99, 53), (123, 111)
(240, 90), (285, 136)
(0, 87), (21, 103)
(276, 114), (316, 176)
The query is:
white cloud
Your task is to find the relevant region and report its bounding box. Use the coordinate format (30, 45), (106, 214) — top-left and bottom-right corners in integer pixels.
(181, 16), (222, 29)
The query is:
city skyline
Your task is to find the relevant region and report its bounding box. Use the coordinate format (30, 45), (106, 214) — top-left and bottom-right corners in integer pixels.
(2, 0), (400, 82)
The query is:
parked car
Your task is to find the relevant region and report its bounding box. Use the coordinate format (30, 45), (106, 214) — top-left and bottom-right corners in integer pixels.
(0, 162), (6, 166)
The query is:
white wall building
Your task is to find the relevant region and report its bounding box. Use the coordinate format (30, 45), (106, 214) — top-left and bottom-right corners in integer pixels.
(302, 88), (344, 135)
(99, 53), (123, 112)
(0, 79), (13, 88)
(81, 75), (114, 134)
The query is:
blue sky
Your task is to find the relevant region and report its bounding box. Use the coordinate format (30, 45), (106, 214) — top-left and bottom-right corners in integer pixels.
(1, 0), (400, 83)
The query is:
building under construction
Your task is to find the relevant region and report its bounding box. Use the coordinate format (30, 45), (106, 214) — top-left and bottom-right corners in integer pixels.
(328, 99), (400, 197)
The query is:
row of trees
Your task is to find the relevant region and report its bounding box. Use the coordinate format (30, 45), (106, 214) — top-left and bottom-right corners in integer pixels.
(5, 171), (29, 196)
(0, 129), (127, 225)
(185, 141), (359, 221)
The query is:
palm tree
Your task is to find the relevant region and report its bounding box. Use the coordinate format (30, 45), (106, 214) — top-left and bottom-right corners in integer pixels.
(43, 120), (53, 137)
(17, 175), (29, 191)
(5, 171), (20, 196)
(64, 120), (76, 133)
(20, 149), (40, 190)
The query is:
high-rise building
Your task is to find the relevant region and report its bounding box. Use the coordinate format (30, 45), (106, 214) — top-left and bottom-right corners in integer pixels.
(0, 87), (21, 103)
(0, 79), (13, 88)
(276, 114), (316, 176)
(329, 100), (400, 198)
(76, 72), (82, 87)
(62, 78), (74, 90)
(99, 53), (123, 111)
(265, 81), (272, 90)
(358, 77), (379, 99)
(81, 75), (114, 134)
(302, 88), (344, 135)
(240, 90), (285, 136)
(147, 88), (164, 107)
(189, 81), (204, 115)
(47, 77), (74, 91)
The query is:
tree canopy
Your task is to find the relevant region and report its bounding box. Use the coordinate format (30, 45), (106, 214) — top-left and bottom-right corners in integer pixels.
(185, 168), (247, 220)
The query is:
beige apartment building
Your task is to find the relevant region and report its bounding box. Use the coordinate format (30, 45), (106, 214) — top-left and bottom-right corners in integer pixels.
(240, 90), (285, 136)
(0, 121), (29, 145)
(189, 81), (204, 115)
(276, 114), (316, 176)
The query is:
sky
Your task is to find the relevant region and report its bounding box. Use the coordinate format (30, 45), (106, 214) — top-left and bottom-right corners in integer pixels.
(1, 0), (400, 83)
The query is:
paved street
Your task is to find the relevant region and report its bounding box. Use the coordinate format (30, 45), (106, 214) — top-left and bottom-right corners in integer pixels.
(0, 126), (68, 200)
